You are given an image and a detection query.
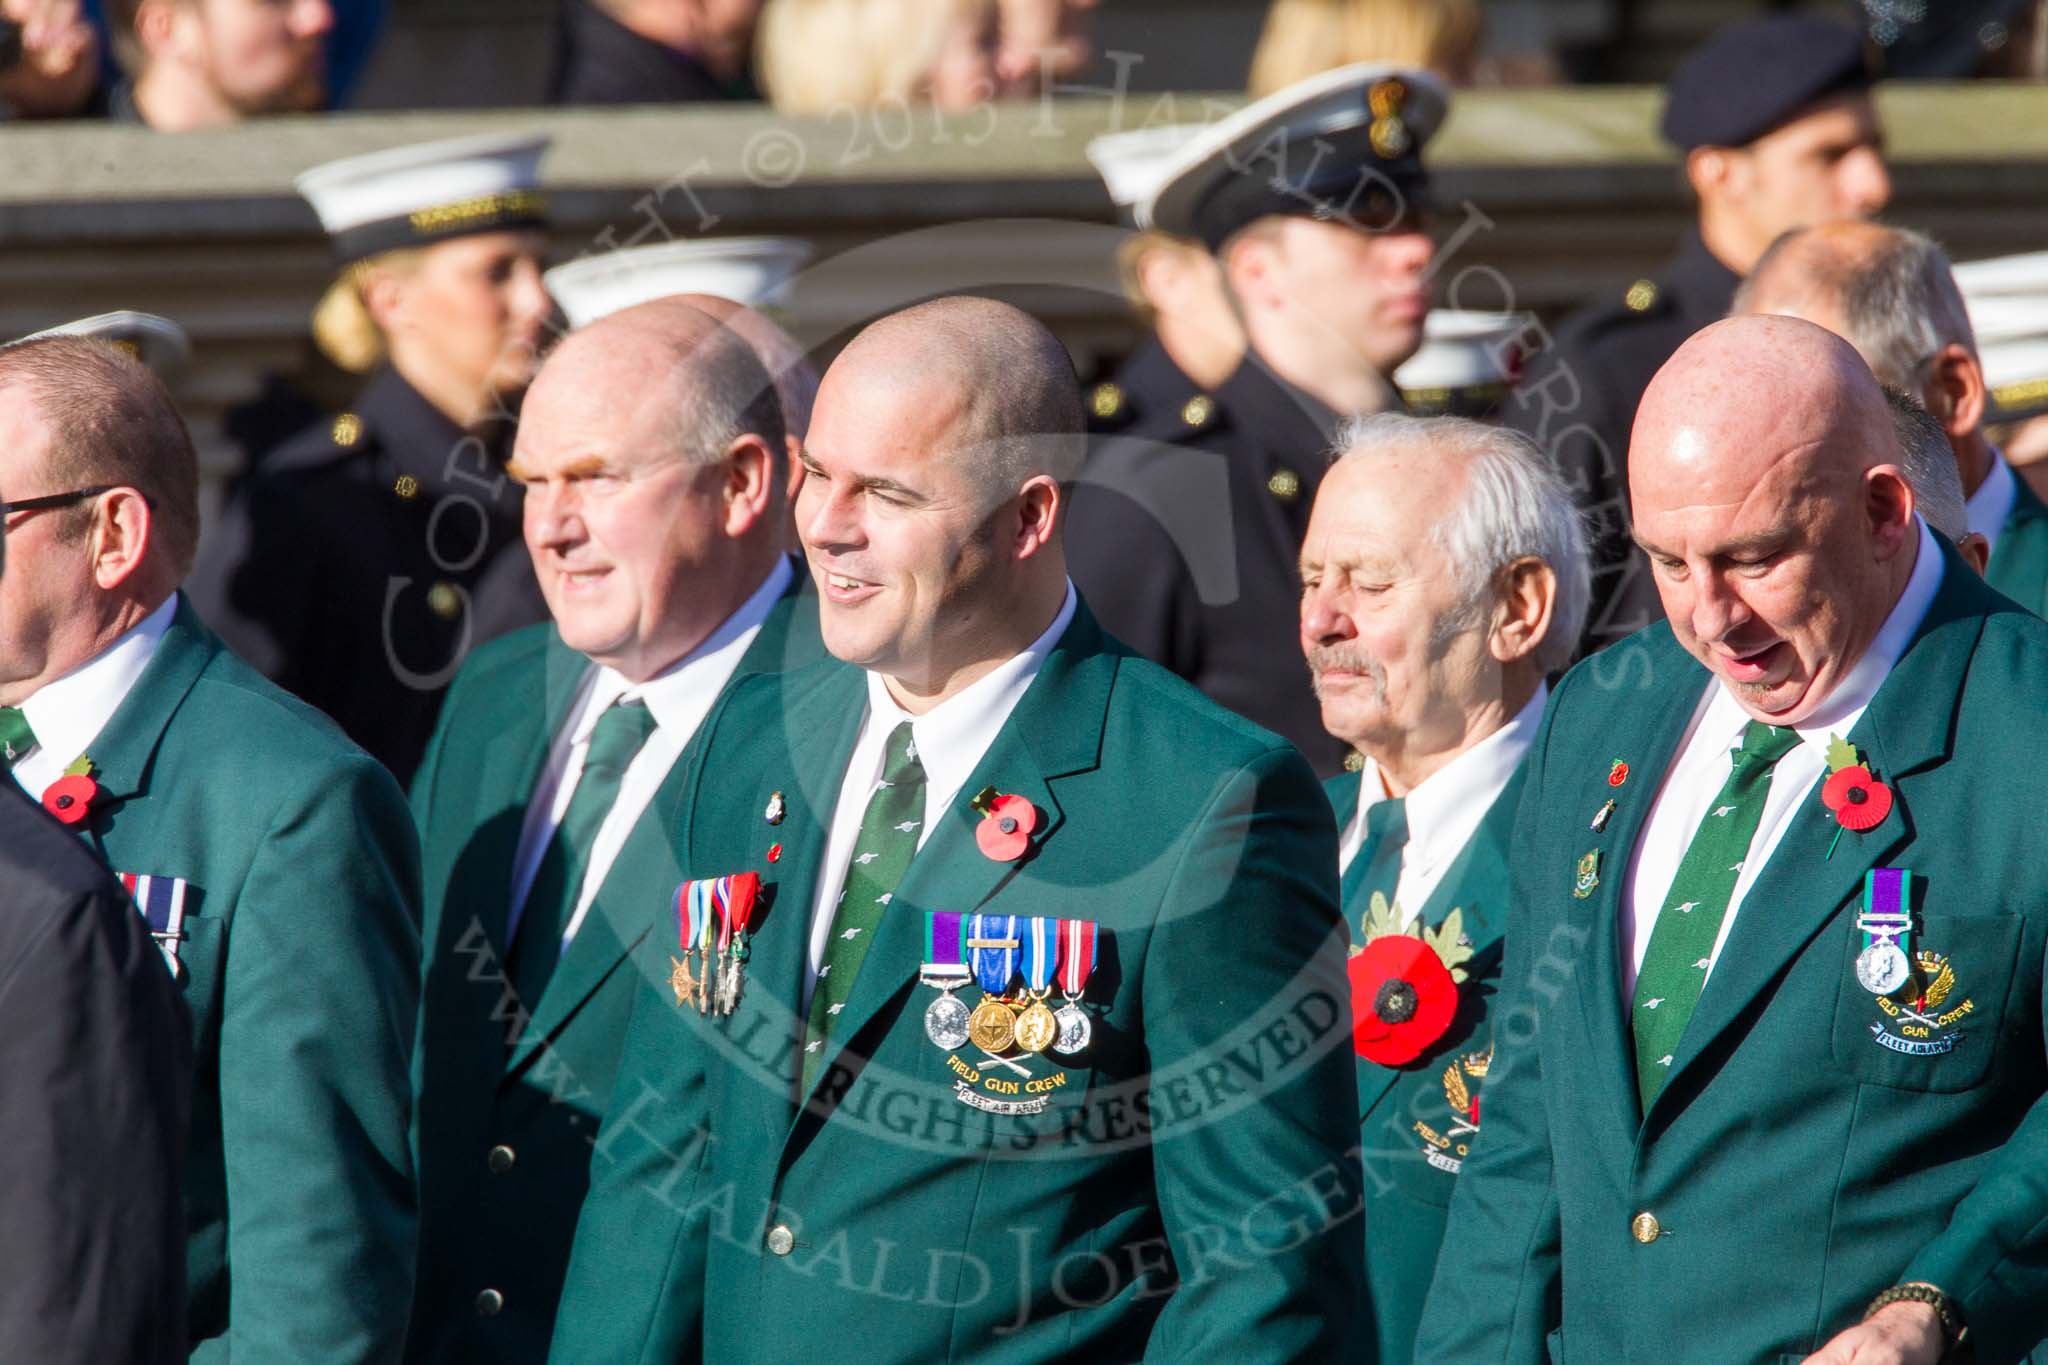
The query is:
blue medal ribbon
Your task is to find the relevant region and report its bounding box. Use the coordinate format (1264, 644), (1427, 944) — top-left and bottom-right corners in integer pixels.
(1020, 917), (1058, 993)
(969, 912), (1019, 995)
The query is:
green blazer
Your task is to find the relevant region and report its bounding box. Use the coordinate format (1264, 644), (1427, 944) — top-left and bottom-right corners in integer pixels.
(73, 596), (420, 1363)
(1415, 539), (2048, 1365)
(404, 574), (820, 1364)
(1985, 466), (2048, 619)
(1326, 766), (1525, 1365)
(551, 604), (1363, 1363)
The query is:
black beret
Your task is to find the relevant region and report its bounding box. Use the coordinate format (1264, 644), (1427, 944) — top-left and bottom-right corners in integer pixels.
(1145, 63), (1448, 250)
(1661, 14), (1874, 152)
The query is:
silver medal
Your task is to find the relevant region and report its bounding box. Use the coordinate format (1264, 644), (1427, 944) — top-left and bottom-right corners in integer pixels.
(1052, 1002), (1092, 1055)
(1856, 940), (1910, 995)
(925, 992), (971, 1050)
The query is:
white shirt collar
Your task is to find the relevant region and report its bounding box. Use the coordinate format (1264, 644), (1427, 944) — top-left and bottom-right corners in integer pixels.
(1356, 681), (1547, 869)
(1696, 517), (1945, 759)
(20, 595), (177, 769)
(861, 581), (1078, 817)
(1965, 447), (2018, 552)
(577, 556), (793, 740)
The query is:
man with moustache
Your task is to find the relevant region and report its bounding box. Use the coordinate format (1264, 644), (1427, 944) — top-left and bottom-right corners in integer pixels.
(1504, 13), (1891, 650)
(1417, 316), (2048, 1364)
(1066, 63), (1444, 777)
(551, 296), (1360, 1361)
(406, 300), (821, 1364)
(1735, 222), (2048, 613)
(1301, 413), (1585, 1364)
(0, 337), (420, 1362)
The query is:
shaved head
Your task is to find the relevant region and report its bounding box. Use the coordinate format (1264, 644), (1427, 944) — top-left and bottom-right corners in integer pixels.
(1630, 315), (1919, 724)
(673, 292), (819, 442)
(796, 295), (1079, 707)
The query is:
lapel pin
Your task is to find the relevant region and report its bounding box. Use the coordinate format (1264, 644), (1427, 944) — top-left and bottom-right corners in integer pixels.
(1821, 735), (1892, 859)
(1607, 760), (1629, 788)
(1572, 850), (1601, 899)
(764, 790), (786, 825)
(42, 754), (102, 828)
(1590, 799), (1616, 833)
(766, 842), (783, 863)
(971, 787), (1038, 862)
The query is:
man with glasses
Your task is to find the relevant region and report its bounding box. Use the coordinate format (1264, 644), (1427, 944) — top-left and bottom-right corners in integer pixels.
(0, 336), (422, 1362)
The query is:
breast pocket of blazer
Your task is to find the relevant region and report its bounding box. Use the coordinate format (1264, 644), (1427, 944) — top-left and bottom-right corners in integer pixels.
(172, 913), (227, 1051)
(1829, 911), (2025, 1093)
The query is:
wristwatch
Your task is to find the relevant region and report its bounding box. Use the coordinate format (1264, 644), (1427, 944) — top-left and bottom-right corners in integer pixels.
(1864, 1282), (1969, 1361)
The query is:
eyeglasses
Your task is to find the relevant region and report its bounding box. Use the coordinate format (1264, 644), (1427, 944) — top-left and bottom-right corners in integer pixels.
(0, 485), (154, 528)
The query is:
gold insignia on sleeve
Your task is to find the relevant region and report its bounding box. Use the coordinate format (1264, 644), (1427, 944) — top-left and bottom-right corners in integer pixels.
(332, 412), (363, 447)
(1624, 279), (1658, 312)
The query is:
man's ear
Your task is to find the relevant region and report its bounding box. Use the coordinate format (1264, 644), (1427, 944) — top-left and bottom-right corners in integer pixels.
(133, 0), (191, 62)
(1923, 344), (1987, 443)
(1957, 530), (1991, 577)
(1220, 231), (1275, 314)
(1489, 557), (1557, 666)
(1684, 146), (1734, 203)
(1011, 473), (1062, 561)
(720, 433), (777, 538)
(90, 488), (154, 591)
(1865, 465), (1917, 558)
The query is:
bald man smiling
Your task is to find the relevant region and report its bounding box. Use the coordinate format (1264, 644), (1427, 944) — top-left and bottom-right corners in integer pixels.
(1416, 316), (2048, 1364)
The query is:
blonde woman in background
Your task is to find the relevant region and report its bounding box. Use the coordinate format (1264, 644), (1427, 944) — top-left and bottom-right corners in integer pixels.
(1249, 0), (1482, 92)
(188, 133), (554, 787)
(756, 0), (999, 113)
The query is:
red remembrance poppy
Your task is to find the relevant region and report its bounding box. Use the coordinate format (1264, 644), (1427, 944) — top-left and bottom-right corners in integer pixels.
(1347, 935), (1457, 1066)
(975, 793), (1038, 862)
(42, 773), (100, 827)
(1821, 764), (1891, 832)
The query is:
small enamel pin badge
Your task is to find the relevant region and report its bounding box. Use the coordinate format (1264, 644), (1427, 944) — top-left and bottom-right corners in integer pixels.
(764, 790), (786, 826)
(1591, 799), (1616, 833)
(1572, 850), (1601, 899)
(1607, 760), (1629, 788)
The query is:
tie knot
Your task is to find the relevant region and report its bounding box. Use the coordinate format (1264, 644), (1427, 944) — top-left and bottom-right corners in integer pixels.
(1732, 720), (1800, 772)
(1364, 796), (1408, 849)
(0, 706), (36, 768)
(881, 721), (925, 787)
(585, 698), (657, 778)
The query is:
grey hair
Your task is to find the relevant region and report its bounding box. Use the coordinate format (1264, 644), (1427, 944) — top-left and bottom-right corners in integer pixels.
(669, 323), (787, 472)
(1736, 225), (1977, 391)
(1331, 412), (1591, 674)
(1881, 385), (1968, 542)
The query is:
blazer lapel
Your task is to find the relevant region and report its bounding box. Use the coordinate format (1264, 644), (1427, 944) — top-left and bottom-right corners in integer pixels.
(85, 596), (213, 806)
(1571, 631), (1703, 1134)
(1654, 555), (1985, 1114)
(787, 611), (1115, 1133)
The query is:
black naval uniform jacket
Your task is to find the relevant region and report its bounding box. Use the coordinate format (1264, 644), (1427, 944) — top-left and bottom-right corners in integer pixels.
(187, 366), (543, 787)
(1499, 227), (1740, 653)
(1067, 350), (1351, 777)
(1085, 332), (1215, 438)
(547, 0), (753, 104)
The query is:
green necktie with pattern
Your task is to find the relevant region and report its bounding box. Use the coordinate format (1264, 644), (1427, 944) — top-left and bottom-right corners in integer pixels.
(803, 721), (927, 1093)
(509, 697), (660, 1009)
(1344, 797), (1409, 912)
(1631, 719), (1802, 1106)
(0, 706), (37, 769)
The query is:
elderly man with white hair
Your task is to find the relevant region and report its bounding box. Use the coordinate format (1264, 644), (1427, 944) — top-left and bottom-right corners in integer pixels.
(1299, 411), (1587, 1364)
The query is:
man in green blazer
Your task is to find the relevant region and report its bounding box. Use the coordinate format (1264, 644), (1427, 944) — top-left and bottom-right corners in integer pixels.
(0, 340), (420, 1359)
(1734, 221), (2047, 611)
(406, 301), (824, 1362)
(1301, 412), (1586, 1363)
(550, 296), (1362, 1362)
(1417, 318), (2048, 1363)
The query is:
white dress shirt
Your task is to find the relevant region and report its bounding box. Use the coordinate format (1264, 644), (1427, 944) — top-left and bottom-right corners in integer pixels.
(1965, 448), (2018, 554)
(1621, 519), (1944, 995)
(508, 557), (794, 954)
(11, 595), (176, 796)
(1338, 683), (1547, 924)
(804, 582), (1078, 999)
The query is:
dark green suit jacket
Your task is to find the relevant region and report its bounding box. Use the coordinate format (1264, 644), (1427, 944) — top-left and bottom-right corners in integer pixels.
(405, 574), (820, 1363)
(76, 596), (420, 1363)
(550, 603), (1363, 1363)
(1415, 540), (2048, 1364)
(1985, 466), (2048, 619)
(1326, 766), (1524, 1365)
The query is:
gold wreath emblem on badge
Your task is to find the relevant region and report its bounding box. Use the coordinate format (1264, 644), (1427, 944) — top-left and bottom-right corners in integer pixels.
(1442, 1045), (1490, 1137)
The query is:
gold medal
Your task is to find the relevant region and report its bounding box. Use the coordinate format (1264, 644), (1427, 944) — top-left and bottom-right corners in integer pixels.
(968, 996), (1017, 1053)
(1015, 999), (1058, 1054)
